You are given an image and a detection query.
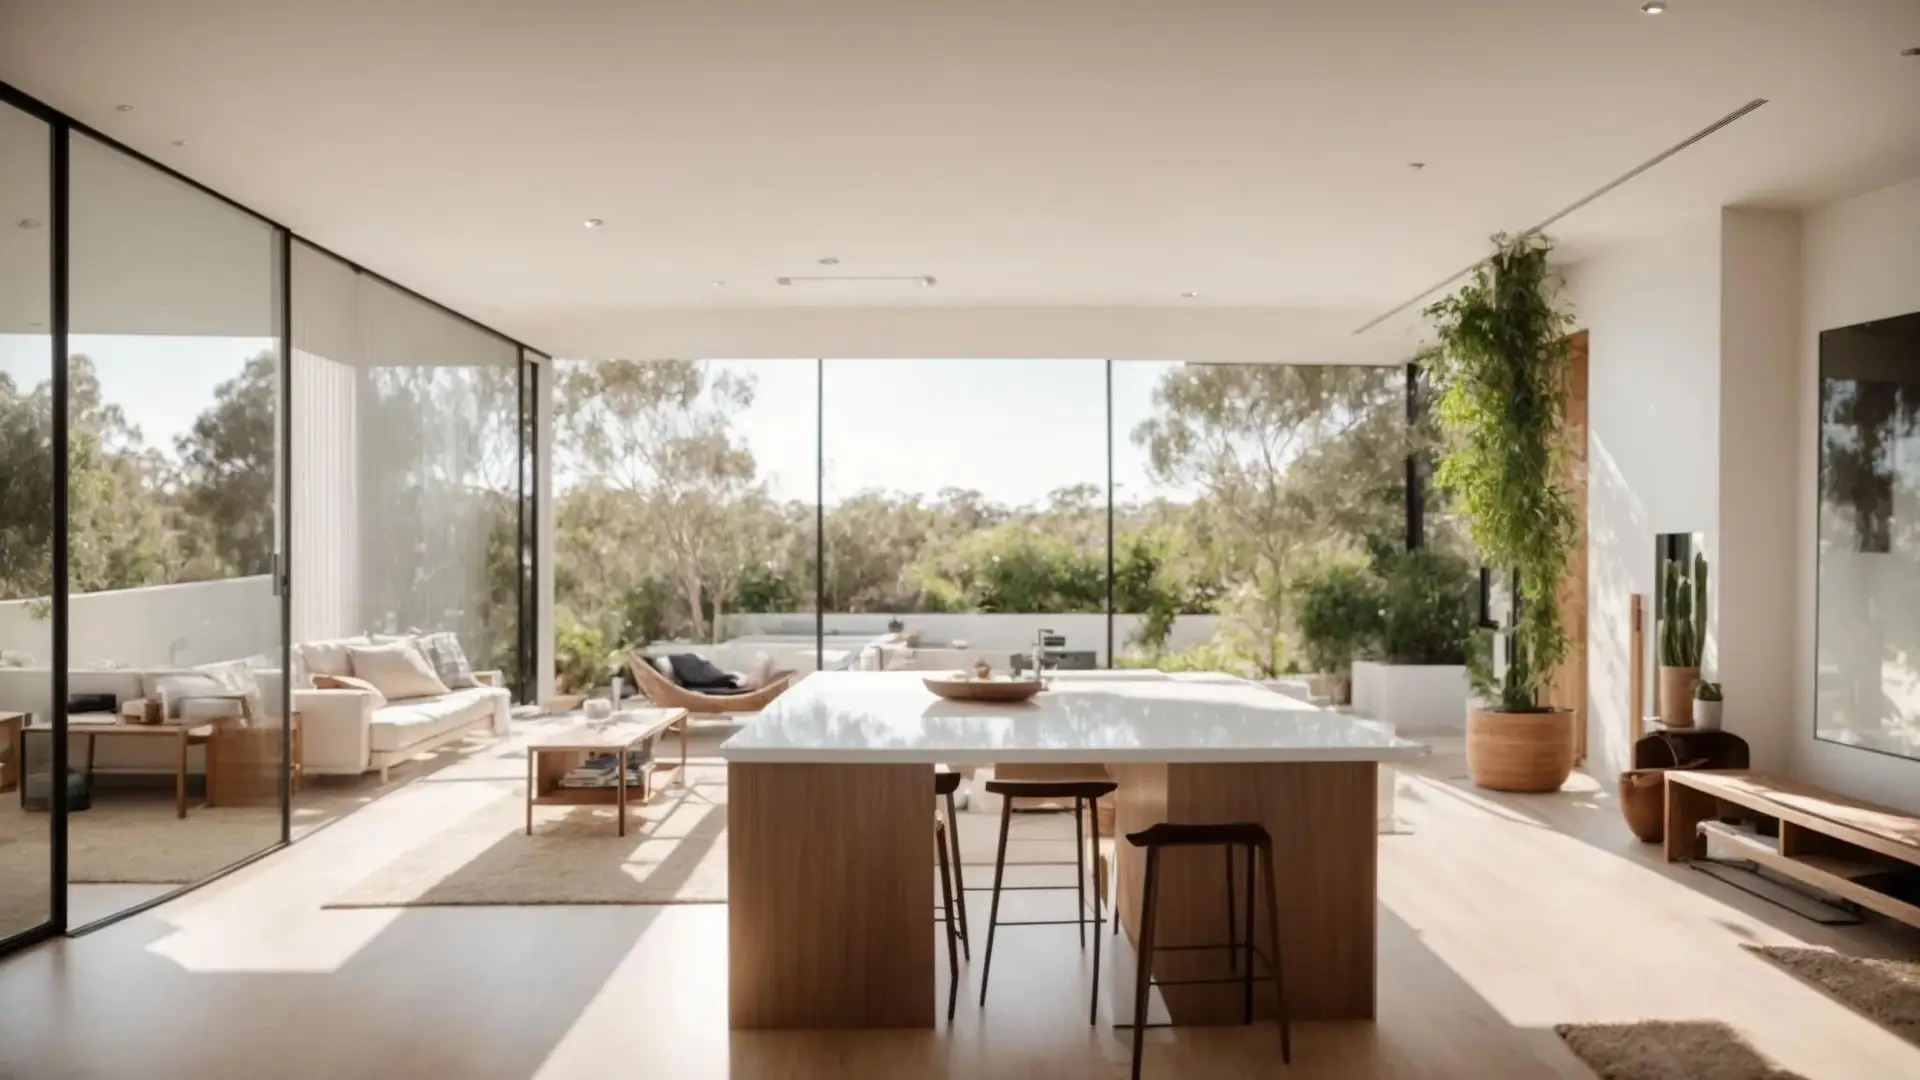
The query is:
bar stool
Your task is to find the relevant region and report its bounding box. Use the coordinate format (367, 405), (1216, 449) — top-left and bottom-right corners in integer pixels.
(934, 768), (968, 956)
(934, 816), (963, 1022)
(1125, 821), (1290, 1079)
(976, 777), (1118, 1024)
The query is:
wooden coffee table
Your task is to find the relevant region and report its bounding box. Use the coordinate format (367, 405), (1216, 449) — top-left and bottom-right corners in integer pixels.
(525, 708), (689, 837)
(26, 714), (220, 818)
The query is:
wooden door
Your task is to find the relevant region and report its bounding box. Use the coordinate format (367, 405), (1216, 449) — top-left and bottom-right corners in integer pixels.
(1550, 332), (1590, 761)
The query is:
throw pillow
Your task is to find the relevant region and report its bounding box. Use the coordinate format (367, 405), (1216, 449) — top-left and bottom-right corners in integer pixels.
(346, 640), (450, 701)
(312, 673), (388, 709)
(296, 638), (359, 680)
(152, 673), (230, 721)
(651, 655), (674, 678)
(415, 631), (479, 690)
(194, 659), (266, 725)
(667, 652), (739, 691)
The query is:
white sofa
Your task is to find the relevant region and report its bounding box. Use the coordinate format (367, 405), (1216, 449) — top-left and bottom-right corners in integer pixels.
(284, 638), (511, 783)
(0, 641), (511, 784)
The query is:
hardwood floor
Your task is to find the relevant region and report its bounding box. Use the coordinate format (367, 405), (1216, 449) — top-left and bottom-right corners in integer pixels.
(1, 729), (1917, 1079)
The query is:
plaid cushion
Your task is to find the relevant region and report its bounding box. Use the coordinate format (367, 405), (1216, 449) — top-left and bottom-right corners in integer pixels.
(415, 631), (479, 690)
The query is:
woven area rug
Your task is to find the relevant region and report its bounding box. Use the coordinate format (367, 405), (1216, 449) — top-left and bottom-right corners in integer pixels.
(328, 765), (733, 907)
(1553, 1020), (1808, 1080)
(1745, 944), (1920, 1047)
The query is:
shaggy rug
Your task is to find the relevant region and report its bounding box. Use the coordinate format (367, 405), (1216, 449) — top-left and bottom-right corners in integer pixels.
(1745, 944), (1920, 1047)
(1553, 1020), (1808, 1080)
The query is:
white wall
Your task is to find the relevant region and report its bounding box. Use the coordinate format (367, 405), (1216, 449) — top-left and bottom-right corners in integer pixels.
(1793, 174), (1920, 812)
(1565, 214), (1725, 779)
(1716, 208), (1803, 777)
(0, 575), (278, 669)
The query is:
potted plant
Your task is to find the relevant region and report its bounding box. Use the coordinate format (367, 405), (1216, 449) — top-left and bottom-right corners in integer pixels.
(1693, 679), (1723, 732)
(1424, 233), (1581, 792)
(1289, 561), (1384, 706)
(1657, 553), (1708, 728)
(1351, 545), (1476, 732)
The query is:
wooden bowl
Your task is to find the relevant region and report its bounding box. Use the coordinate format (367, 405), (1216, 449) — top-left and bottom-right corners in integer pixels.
(922, 676), (1044, 703)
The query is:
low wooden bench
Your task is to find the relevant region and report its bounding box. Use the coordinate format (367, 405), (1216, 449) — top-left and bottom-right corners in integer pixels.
(1665, 769), (1920, 929)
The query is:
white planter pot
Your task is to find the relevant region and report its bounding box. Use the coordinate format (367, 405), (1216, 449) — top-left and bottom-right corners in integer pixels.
(1693, 699), (1723, 731)
(1351, 661), (1470, 733)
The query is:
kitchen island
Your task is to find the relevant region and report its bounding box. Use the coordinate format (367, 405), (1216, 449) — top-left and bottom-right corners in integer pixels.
(720, 670), (1427, 1030)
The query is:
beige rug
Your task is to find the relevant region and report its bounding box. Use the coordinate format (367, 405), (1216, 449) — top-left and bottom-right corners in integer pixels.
(1553, 1020), (1807, 1080)
(1746, 944), (1920, 1047)
(328, 765), (732, 907)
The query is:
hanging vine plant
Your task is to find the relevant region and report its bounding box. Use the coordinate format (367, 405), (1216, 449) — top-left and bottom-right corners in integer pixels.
(1422, 232), (1578, 713)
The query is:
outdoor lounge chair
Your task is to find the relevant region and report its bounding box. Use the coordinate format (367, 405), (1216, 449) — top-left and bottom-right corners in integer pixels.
(628, 650), (797, 714)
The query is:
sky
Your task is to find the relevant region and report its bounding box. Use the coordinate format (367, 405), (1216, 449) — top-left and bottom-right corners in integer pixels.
(0, 336), (1197, 507)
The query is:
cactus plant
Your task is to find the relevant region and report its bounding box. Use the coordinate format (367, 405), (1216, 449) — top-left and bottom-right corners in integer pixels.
(1657, 553), (1708, 668)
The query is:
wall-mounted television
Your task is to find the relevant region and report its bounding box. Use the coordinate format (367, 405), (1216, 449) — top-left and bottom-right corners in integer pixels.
(1816, 309), (1920, 761)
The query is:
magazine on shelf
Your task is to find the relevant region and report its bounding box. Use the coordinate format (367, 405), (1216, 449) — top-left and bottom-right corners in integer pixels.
(558, 749), (654, 789)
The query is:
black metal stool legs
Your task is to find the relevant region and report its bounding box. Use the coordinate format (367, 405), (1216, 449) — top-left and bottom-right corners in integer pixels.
(1086, 795), (1103, 1026)
(1124, 821), (1291, 1077)
(935, 818), (960, 1023)
(977, 792), (1013, 1006)
(1130, 845), (1162, 1080)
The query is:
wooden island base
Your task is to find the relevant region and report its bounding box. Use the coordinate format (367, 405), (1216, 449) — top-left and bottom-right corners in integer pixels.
(726, 759), (1379, 1029)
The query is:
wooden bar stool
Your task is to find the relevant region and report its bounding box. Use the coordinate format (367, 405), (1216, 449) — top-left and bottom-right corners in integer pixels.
(1125, 821), (1290, 1079)
(976, 777), (1117, 1025)
(935, 768), (968, 956)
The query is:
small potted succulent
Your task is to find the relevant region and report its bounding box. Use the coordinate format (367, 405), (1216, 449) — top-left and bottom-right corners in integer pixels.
(1692, 680), (1723, 732)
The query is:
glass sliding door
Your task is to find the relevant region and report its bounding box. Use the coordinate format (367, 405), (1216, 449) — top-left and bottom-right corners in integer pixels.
(63, 132), (288, 925)
(821, 358), (1108, 671)
(0, 99), (56, 948)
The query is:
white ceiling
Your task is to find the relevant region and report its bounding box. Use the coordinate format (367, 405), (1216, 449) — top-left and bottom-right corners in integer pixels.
(1, 0), (1916, 361)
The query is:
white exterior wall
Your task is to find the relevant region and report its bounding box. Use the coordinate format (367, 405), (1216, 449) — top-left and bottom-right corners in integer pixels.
(0, 575), (277, 669)
(1793, 175), (1920, 812)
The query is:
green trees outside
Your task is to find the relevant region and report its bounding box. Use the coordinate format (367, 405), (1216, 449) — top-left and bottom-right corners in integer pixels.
(554, 359), (1411, 679)
(0, 353), (263, 606)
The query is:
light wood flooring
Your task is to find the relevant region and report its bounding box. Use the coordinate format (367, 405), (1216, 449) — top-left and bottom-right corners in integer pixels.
(1, 729), (1917, 1079)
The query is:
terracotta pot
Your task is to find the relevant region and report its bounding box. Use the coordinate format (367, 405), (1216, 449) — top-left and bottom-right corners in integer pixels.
(1618, 769), (1669, 842)
(1658, 666), (1700, 728)
(1465, 706), (1576, 792)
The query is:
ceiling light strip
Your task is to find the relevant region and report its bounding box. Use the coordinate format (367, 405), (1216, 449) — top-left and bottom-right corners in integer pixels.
(1352, 97), (1769, 335)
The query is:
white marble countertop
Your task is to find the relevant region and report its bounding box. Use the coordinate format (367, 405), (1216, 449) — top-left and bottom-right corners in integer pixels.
(720, 671), (1429, 764)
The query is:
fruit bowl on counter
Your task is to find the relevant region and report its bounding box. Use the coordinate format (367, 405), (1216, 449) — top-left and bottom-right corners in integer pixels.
(922, 670), (1045, 703)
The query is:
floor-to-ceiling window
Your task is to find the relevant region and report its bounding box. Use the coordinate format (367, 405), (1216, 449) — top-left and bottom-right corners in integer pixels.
(1110, 362), (1410, 678)
(552, 358), (819, 691)
(290, 242), (534, 691)
(60, 131), (288, 927)
(821, 359), (1109, 668)
(0, 97), (55, 949)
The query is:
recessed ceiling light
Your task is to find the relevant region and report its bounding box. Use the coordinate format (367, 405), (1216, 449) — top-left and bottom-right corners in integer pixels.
(1408, 161), (1427, 170)
(169, 139), (186, 147)
(1903, 46), (1920, 56)
(114, 104), (133, 112)
(1182, 291), (1201, 299)
(710, 280), (727, 287)
(817, 256), (840, 265)
(15, 218), (43, 230)
(1640, 1), (1667, 13)
(583, 218), (604, 228)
